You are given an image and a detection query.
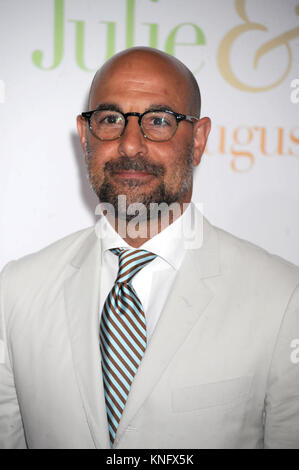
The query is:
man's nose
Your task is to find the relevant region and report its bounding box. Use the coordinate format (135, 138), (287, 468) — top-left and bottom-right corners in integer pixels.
(118, 116), (148, 157)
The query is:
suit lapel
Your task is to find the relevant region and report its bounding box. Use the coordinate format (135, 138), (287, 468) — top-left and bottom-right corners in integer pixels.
(64, 230), (110, 449)
(115, 216), (221, 446)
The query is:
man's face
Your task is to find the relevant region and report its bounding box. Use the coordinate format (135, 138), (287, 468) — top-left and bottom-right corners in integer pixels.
(77, 54), (209, 220)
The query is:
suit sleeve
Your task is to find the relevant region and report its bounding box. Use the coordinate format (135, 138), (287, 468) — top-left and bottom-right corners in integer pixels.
(0, 263), (27, 449)
(264, 282), (299, 448)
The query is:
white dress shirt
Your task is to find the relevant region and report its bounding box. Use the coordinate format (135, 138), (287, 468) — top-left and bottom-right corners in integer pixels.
(97, 203), (194, 340)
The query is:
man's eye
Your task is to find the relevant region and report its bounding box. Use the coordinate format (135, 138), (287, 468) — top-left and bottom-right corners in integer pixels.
(101, 114), (122, 125)
(151, 116), (170, 127)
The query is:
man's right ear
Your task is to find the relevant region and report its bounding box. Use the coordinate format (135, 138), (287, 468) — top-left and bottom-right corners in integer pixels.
(76, 115), (88, 163)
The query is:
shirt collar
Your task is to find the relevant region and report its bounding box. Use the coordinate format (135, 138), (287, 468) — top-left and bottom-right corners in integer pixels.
(96, 203), (194, 270)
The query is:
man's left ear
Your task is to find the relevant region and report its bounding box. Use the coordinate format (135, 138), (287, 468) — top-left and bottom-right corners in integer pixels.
(192, 117), (211, 167)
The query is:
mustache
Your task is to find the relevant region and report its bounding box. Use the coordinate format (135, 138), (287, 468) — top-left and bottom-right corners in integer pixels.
(104, 156), (166, 177)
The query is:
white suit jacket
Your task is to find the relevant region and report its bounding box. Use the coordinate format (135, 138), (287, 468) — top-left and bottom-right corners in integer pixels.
(0, 213), (299, 449)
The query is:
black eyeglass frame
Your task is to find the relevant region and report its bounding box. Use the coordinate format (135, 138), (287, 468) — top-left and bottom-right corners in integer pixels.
(80, 108), (199, 142)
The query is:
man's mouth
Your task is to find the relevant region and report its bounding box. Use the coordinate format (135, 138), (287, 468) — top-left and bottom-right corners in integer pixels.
(112, 169), (156, 183)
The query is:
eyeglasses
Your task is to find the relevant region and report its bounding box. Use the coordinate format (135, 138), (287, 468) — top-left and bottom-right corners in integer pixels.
(80, 107), (199, 142)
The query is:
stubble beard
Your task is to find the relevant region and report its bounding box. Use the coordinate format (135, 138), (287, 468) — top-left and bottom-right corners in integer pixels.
(86, 147), (194, 222)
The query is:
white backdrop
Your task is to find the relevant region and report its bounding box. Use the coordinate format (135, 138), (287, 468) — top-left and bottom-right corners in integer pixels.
(0, 0), (299, 270)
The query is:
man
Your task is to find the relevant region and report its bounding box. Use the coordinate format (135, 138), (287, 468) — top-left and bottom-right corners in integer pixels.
(0, 47), (299, 449)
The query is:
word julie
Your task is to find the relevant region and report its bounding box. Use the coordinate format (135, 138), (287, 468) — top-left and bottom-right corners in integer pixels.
(32, 0), (205, 71)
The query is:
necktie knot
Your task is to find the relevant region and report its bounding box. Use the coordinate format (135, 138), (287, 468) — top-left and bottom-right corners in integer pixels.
(111, 248), (157, 284)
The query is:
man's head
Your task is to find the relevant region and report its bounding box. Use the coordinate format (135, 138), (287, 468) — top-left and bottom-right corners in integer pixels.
(77, 47), (210, 220)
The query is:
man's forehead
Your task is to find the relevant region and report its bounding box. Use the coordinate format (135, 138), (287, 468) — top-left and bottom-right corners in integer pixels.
(90, 82), (187, 115)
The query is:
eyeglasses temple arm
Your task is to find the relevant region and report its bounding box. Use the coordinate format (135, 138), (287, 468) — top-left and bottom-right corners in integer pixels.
(185, 115), (199, 122)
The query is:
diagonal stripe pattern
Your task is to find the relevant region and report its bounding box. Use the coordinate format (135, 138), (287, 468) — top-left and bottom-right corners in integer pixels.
(99, 248), (157, 447)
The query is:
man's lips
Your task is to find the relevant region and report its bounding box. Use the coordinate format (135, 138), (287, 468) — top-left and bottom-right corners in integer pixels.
(113, 170), (155, 181)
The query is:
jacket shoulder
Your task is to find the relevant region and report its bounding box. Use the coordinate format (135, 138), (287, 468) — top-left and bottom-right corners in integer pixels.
(1, 226), (96, 290)
(208, 220), (299, 287)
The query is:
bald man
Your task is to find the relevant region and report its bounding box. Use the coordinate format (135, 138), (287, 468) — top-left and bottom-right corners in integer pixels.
(0, 47), (299, 449)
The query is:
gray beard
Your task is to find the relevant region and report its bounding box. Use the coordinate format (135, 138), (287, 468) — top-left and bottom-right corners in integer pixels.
(87, 151), (194, 222)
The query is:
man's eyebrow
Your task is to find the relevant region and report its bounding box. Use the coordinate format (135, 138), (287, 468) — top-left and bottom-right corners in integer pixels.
(94, 103), (123, 113)
(145, 104), (177, 113)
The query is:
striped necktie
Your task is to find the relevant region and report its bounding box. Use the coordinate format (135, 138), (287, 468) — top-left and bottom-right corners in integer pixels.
(99, 248), (157, 447)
